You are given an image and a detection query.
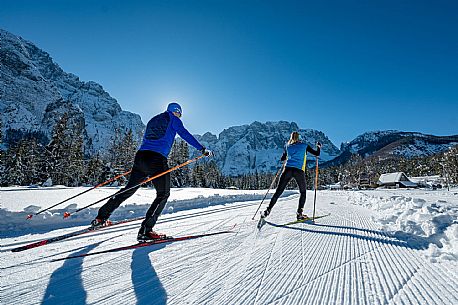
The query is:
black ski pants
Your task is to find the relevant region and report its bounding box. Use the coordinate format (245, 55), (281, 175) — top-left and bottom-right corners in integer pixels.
(268, 166), (307, 213)
(97, 150), (170, 232)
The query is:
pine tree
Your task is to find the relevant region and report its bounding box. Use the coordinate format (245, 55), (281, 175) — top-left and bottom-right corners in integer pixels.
(3, 134), (44, 186)
(169, 139), (190, 187)
(4, 140), (27, 185)
(123, 129), (138, 168)
(0, 118), (4, 185)
(44, 113), (76, 185)
(107, 128), (137, 184)
(67, 128), (84, 186)
(201, 160), (222, 188)
(191, 163), (205, 187)
(85, 153), (106, 185)
(443, 145), (458, 184)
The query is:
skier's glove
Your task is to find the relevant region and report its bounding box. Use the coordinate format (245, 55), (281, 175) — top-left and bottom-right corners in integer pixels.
(201, 147), (214, 157)
(316, 142), (322, 149)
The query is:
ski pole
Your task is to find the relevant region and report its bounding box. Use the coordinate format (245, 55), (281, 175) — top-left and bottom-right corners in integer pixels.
(251, 161), (285, 220)
(27, 170), (132, 219)
(312, 155), (319, 221)
(63, 155), (204, 218)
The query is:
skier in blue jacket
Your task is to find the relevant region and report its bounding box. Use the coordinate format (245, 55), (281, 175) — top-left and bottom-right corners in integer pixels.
(261, 131), (321, 220)
(91, 102), (213, 241)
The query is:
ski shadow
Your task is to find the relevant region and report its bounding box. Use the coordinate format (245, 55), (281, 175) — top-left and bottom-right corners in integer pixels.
(41, 242), (101, 305)
(265, 221), (430, 250)
(131, 244), (167, 305)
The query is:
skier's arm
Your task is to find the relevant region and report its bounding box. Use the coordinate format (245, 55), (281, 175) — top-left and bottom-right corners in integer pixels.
(171, 117), (204, 151)
(306, 144), (321, 157)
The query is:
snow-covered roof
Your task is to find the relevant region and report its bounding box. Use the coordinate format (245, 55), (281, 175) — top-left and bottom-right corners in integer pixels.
(378, 172), (417, 187)
(378, 172), (407, 184)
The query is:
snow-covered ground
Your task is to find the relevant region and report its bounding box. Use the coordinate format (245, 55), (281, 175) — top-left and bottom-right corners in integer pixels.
(0, 186), (295, 236)
(1, 187), (457, 304)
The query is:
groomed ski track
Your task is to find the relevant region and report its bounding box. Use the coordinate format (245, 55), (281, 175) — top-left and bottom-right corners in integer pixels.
(1, 192), (457, 305)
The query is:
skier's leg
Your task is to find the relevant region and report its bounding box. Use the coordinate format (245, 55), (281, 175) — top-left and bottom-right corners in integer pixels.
(267, 168), (293, 212)
(96, 166), (146, 220)
(96, 152), (148, 220)
(293, 169), (307, 214)
(139, 173), (170, 233)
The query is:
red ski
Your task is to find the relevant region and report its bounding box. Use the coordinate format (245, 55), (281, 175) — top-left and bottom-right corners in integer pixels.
(10, 216), (145, 253)
(51, 229), (236, 261)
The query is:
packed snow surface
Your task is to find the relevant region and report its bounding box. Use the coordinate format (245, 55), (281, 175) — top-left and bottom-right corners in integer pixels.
(1, 187), (457, 305)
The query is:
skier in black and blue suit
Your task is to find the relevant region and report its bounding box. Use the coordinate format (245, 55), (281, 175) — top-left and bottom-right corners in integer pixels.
(91, 102), (213, 241)
(261, 131), (321, 220)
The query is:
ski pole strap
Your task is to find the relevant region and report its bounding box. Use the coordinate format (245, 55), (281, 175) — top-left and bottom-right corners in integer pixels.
(65, 155), (204, 218)
(27, 169), (132, 219)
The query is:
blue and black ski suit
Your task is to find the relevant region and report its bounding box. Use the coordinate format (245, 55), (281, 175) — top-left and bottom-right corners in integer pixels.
(267, 141), (320, 214)
(97, 111), (204, 233)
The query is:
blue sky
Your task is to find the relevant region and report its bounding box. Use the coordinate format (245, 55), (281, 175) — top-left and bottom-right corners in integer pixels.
(1, 0), (457, 146)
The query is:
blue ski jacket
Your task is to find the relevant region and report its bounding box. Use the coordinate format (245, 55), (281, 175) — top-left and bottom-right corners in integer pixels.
(281, 141), (320, 171)
(139, 111), (204, 157)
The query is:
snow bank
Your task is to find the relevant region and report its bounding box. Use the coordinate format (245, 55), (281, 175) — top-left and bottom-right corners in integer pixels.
(0, 187), (296, 237)
(347, 189), (458, 262)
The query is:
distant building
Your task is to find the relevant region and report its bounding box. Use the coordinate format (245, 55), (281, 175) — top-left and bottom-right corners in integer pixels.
(326, 182), (342, 190)
(377, 172), (418, 188)
(358, 173), (372, 189)
(409, 175), (443, 189)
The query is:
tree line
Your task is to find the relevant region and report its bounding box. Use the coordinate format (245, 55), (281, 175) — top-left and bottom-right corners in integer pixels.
(1, 114), (457, 189)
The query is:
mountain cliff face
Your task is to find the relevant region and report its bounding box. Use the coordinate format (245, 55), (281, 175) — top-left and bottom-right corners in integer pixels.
(194, 121), (340, 176)
(2, 29), (456, 176)
(325, 130), (458, 167)
(0, 29), (144, 153)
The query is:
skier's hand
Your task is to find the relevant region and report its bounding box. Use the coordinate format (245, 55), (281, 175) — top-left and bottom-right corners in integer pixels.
(316, 142), (322, 149)
(201, 147), (214, 157)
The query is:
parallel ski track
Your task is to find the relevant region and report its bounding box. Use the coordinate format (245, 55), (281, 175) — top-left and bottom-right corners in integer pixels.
(2, 193), (457, 305)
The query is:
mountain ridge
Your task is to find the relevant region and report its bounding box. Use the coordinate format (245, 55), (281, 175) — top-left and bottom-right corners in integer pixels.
(1, 28), (456, 176)
(0, 28), (145, 154)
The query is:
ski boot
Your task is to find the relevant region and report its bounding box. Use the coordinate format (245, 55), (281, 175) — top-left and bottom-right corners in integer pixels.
(137, 230), (168, 242)
(258, 208), (270, 229)
(90, 218), (112, 230)
(260, 208), (270, 219)
(296, 212), (309, 221)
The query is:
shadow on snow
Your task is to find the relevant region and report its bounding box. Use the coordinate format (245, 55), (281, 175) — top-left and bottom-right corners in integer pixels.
(41, 240), (168, 305)
(266, 221), (431, 250)
(131, 245), (167, 305)
(41, 243), (101, 305)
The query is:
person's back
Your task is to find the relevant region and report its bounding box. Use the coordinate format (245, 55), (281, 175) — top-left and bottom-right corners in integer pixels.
(140, 111), (174, 157)
(285, 142), (308, 171)
(140, 105), (203, 157)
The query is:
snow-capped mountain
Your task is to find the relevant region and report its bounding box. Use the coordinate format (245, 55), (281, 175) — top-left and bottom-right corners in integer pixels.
(194, 121), (340, 176)
(0, 29), (144, 153)
(325, 130), (458, 167)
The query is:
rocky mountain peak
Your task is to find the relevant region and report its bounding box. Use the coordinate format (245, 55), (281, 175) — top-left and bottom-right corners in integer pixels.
(0, 28), (145, 154)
